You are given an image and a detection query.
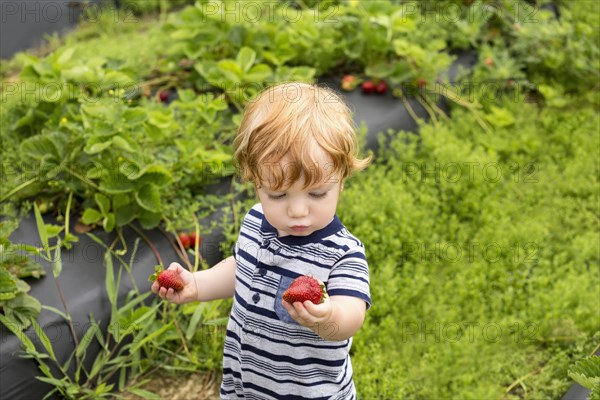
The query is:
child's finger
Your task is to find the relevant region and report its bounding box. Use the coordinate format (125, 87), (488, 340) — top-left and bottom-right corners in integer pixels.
(168, 262), (182, 272)
(282, 300), (298, 319)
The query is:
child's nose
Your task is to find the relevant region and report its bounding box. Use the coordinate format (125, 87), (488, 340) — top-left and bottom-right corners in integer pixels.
(287, 200), (309, 218)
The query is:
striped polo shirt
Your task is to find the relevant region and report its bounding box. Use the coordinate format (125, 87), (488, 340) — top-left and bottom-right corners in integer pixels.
(220, 204), (371, 400)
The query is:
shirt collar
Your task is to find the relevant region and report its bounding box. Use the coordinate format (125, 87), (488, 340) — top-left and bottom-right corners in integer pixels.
(260, 214), (344, 246)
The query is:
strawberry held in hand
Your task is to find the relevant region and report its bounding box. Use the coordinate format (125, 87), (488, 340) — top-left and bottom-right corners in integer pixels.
(283, 276), (326, 305)
(149, 265), (184, 291)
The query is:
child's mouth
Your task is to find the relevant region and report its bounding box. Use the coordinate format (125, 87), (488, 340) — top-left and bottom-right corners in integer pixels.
(290, 225), (309, 233)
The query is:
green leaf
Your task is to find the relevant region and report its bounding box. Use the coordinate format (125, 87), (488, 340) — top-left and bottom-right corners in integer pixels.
(33, 203), (49, 252)
(130, 322), (172, 353)
(122, 108), (148, 126)
(135, 184), (161, 213)
(0, 268), (19, 300)
(217, 59), (243, 82)
(57, 47), (75, 64)
(485, 106), (515, 128)
(41, 305), (69, 320)
(2, 293), (41, 330)
(133, 165), (172, 188)
(568, 356), (600, 389)
(103, 213), (116, 233)
(148, 109), (174, 129)
(137, 210), (162, 230)
(112, 135), (135, 153)
(45, 224), (63, 238)
(32, 320), (56, 360)
(82, 208), (103, 225)
(20, 133), (65, 163)
(236, 47), (256, 73)
(185, 303), (205, 341)
(2, 252), (45, 279)
(127, 388), (161, 400)
(52, 239), (62, 278)
(95, 193), (111, 216)
(105, 252), (116, 307)
(75, 321), (99, 360)
(100, 173), (136, 194)
(85, 139), (113, 155)
(115, 206), (136, 227)
(244, 64), (272, 83)
(0, 314), (36, 352)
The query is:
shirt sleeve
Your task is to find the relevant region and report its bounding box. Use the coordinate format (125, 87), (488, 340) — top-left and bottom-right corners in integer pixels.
(326, 244), (371, 310)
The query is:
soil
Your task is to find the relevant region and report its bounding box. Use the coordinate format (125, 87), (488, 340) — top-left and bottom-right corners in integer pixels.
(124, 370), (222, 399)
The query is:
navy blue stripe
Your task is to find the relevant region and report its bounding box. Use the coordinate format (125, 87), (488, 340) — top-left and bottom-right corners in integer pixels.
(243, 381), (332, 400)
(321, 239), (351, 253)
(337, 250), (367, 263)
(240, 354), (337, 380)
(327, 289), (371, 304)
(329, 273), (369, 285)
(237, 247), (258, 266)
(241, 366), (342, 387)
(241, 343), (345, 368)
(248, 207), (264, 220)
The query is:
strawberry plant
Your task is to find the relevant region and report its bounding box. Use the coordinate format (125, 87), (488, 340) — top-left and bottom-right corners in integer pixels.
(0, 220), (44, 330)
(1, 205), (229, 398)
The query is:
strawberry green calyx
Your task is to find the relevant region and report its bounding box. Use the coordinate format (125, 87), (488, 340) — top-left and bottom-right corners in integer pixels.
(148, 265), (162, 283)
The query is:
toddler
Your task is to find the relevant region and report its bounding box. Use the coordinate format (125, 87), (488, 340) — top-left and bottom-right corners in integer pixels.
(153, 82), (371, 399)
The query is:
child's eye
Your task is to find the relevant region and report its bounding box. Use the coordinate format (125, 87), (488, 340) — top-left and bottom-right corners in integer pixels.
(268, 193), (286, 200)
(309, 192), (327, 199)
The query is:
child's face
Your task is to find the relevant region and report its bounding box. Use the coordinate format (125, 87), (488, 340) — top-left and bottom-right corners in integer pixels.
(256, 156), (342, 237)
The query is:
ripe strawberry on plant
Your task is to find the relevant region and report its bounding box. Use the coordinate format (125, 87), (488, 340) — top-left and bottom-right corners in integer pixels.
(158, 90), (169, 102)
(283, 276), (326, 305)
(189, 232), (202, 248)
(361, 80), (375, 94)
(148, 265), (184, 291)
(178, 233), (192, 249)
(375, 80), (388, 94)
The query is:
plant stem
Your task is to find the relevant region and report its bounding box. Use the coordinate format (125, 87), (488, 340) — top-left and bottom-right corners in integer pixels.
(66, 167), (103, 192)
(158, 225), (192, 270)
(172, 317), (193, 361)
(52, 276), (80, 365)
(397, 89), (422, 124)
(417, 95), (438, 125)
(0, 177), (37, 202)
(192, 213), (203, 272)
(127, 223), (163, 266)
(64, 191), (73, 238)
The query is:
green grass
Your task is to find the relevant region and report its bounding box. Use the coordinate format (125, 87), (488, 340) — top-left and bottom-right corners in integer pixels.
(341, 99), (599, 399)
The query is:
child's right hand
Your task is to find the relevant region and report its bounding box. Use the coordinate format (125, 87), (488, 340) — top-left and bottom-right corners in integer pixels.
(151, 262), (198, 304)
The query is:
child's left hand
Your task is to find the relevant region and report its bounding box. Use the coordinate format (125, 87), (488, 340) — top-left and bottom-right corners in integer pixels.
(281, 280), (333, 329)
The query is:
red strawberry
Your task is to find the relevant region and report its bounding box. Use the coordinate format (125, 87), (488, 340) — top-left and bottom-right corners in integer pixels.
(178, 233), (191, 249)
(484, 57), (494, 66)
(361, 80), (375, 94)
(158, 90), (169, 102)
(189, 232), (202, 248)
(375, 80), (388, 94)
(149, 266), (184, 291)
(283, 276), (326, 304)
